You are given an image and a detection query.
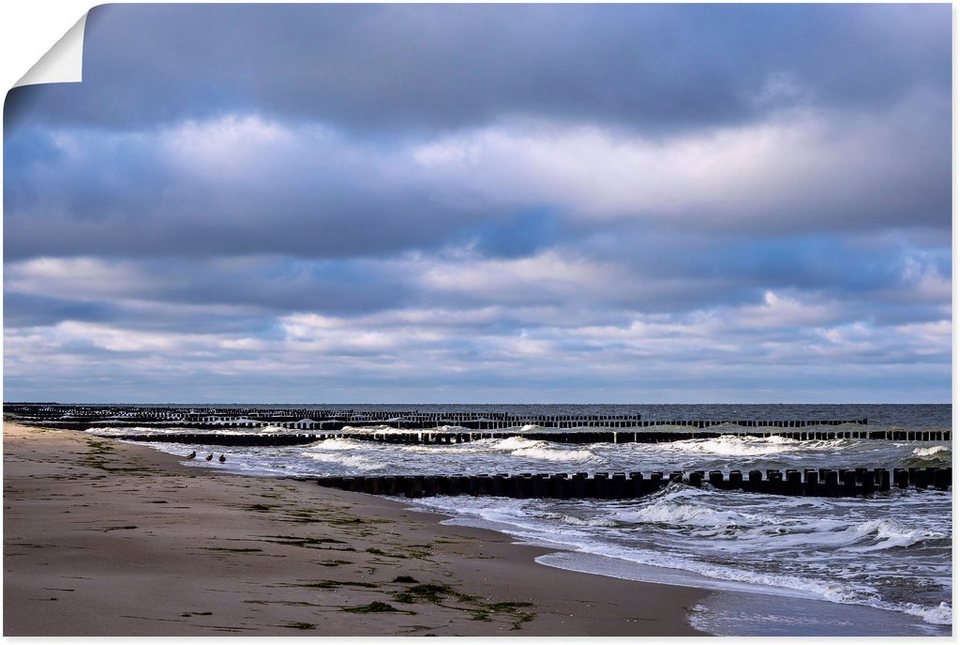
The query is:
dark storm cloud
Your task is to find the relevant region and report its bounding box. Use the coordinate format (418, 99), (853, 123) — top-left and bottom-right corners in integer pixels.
(4, 91), (951, 264)
(4, 254), (420, 324)
(3, 121), (518, 261)
(575, 228), (952, 299)
(5, 3), (950, 134)
(3, 177), (492, 261)
(3, 4), (950, 265)
(3, 292), (117, 327)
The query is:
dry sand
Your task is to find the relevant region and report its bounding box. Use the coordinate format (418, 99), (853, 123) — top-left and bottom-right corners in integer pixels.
(3, 420), (707, 636)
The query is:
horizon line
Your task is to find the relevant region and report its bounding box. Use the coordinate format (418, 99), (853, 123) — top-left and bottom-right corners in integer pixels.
(4, 401), (951, 407)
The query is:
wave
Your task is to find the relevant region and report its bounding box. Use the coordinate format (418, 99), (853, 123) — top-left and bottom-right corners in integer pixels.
(89, 426), (282, 437)
(298, 437), (385, 471)
(662, 434), (848, 457)
(901, 601), (952, 626)
(339, 424), (396, 433)
(608, 487), (947, 552)
(87, 426), (172, 436)
(913, 445), (949, 457)
(88, 424), (327, 437)
(418, 496), (870, 608)
(607, 487), (761, 529)
(404, 488), (953, 627)
(302, 450), (382, 471)
(486, 436), (596, 462)
(546, 525), (950, 626)
(844, 519), (948, 552)
(539, 511), (615, 528)
(904, 445), (952, 469)
(309, 437), (364, 450)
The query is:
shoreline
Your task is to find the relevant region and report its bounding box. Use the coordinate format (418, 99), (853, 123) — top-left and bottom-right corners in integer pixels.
(3, 420), (707, 636)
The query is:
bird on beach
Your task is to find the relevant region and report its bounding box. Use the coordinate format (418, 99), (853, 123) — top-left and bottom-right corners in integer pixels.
(186, 451), (196, 460)
(218, 454), (226, 463)
(205, 453), (214, 461)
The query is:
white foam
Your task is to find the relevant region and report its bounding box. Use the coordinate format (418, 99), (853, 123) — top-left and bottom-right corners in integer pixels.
(912, 445), (950, 457)
(302, 451), (380, 471)
(492, 436), (537, 450)
(611, 490), (946, 553)
(512, 444), (594, 462)
(664, 434), (845, 457)
(688, 590), (950, 636)
(409, 491), (951, 626)
(87, 426), (168, 436)
(900, 601), (952, 625)
(614, 500), (752, 529)
(310, 437), (363, 450)
(844, 519), (947, 552)
(539, 530), (870, 605)
(90, 425), (276, 437)
(540, 511), (615, 528)
(299, 437), (383, 471)
(504, 437), (594, 462)
(339, 424), (395, 433)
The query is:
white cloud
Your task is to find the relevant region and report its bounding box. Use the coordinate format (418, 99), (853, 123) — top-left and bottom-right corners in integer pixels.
(5, 285), (949, 402)
(279, 312), (444, 355)
(162, 114), (295, 177)
(54, 321), (182, 353)
(403, 96), (946, 228)
(417, 250), (631, 303)
(737, 290), (841, 329)
(6, 257), (157, 300)
(898, 258), (951, 302)
(891, 320), (952, 356)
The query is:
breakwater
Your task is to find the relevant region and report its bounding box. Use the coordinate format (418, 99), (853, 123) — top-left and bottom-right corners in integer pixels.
(6, 403), (873, 432)
(316, 467), (950, 499)
(81, 427), (949, 446)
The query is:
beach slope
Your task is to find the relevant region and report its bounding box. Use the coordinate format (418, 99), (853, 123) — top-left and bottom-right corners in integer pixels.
(3, 421), (705, 636)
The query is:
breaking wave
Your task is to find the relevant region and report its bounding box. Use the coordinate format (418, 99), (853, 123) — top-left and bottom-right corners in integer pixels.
(487, 436), (596, 462)
(666, 434), (846, 457)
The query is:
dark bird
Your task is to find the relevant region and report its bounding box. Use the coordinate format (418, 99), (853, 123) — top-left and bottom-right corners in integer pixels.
(205, 453), (214, 461)
(218, 454), (226, 463)
(186, 451), (196, 460)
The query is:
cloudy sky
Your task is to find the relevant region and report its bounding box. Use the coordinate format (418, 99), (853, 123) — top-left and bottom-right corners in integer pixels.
(4, 4), (951, 404)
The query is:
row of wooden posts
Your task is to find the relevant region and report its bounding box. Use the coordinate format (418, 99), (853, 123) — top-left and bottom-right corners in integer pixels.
(7, 404), (871, 431)
(316, 467), (951, 499)
(97, 427), (949, 446)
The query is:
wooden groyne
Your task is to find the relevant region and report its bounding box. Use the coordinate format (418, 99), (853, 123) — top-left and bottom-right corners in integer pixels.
(112, 432), (346, 446)
(8, 404), (949, 443)
(316, 467), (951, 499)
(94, 426), (948, 447)
(6, 403), (874, 432)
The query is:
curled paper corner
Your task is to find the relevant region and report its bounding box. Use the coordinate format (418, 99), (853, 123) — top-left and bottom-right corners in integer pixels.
(14, 12), (88, 88)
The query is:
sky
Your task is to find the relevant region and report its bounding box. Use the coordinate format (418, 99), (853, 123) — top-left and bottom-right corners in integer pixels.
(3, 3), (952, 404)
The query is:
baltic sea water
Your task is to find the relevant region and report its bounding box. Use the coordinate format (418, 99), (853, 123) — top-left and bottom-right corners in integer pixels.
(90, 403), (951, 635)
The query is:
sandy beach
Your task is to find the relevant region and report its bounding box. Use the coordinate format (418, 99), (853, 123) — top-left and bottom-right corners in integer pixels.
(3, 420), (706, 636)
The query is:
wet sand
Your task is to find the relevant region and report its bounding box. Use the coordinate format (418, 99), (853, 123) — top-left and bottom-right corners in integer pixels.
(3, 420), (707, 636)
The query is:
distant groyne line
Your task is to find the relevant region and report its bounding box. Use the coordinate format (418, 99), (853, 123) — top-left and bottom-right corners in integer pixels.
(6, 403), (870, 432)
(40, 427), (950, 446)
(315, 467), (951, 499)
(6, 404), (950, 442)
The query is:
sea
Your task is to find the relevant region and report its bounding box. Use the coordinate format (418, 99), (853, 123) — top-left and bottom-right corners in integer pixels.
(87, 403), (952, 636)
